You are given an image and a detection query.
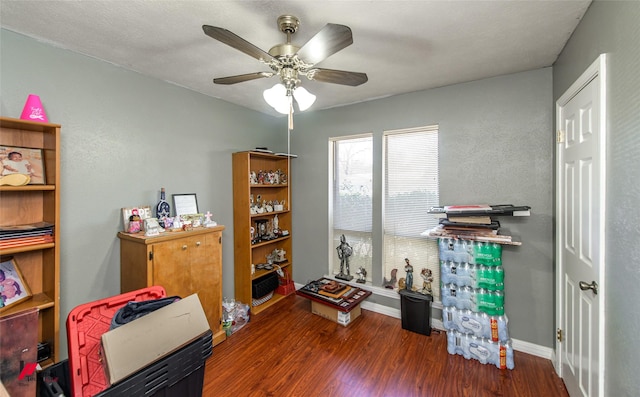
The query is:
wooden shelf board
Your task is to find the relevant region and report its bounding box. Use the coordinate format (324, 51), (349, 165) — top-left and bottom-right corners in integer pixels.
(0, 185), (56, 192)
(0, 242), (56, 255)
(251, 293), (287, 315)
(0, 292), (54, 317)
(251, 235), (291, 249)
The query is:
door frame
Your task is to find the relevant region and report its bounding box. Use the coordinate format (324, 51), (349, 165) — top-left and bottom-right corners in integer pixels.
(554, 53), (607, 396)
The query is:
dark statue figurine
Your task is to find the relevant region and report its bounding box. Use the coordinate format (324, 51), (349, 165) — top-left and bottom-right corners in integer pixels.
(335, 234), (354, 281)
(356, 266), (367, 284)
(404, 258), (414, 291)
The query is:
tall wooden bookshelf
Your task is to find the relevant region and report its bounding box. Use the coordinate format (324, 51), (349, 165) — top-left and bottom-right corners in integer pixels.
(232, 151), (292, 314)
(0, 116), (61, 365)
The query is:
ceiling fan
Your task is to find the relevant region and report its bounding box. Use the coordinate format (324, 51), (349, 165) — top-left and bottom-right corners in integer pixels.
(202, 15), (368, 113)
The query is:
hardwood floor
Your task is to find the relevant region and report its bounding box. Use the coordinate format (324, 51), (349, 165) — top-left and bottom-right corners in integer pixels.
(203, 295), (568, 397)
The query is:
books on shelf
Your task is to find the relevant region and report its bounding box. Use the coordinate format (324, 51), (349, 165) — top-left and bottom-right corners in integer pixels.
(444, 204), (492, 213)
(0, 235), (54, 249)
(429, 204), (531, 217)
(446, 215), (492, 225)
(0, 222), (54, 248)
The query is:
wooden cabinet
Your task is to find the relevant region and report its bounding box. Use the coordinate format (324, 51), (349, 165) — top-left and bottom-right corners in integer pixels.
(232, 151), (292, 315)
(0, 116), (61, 364)
(118, 226), (226, 346)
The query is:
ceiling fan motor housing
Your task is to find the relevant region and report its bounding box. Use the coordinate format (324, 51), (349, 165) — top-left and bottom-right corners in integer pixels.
(277, 15), (300, 34)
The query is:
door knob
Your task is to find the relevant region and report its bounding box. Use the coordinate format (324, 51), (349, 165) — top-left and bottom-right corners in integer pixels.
(579, 280), (598, 295)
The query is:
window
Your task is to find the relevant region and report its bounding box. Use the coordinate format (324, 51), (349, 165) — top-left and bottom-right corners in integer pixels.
(329, 135), (373, 281)
(383, 126), (440, 299)
(329, 126), (440, 300)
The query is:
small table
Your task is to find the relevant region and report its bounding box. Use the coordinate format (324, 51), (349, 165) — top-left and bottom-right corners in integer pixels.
(296, 278), (372, 312)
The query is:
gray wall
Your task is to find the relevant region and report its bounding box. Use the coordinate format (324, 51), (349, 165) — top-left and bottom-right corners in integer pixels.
(553, 1), (640, 395)
(293, 68), (554, 347)
(1, 29), (284, 358)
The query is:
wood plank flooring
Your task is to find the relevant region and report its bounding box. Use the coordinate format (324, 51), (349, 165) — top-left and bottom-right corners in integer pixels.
(203, 295), (568, 397)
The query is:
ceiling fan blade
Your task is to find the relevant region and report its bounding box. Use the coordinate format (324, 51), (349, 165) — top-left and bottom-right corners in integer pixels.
(213, 72), (274, 85)
(296, 23), (353, 66)
(310, 68), (368, 86)
(203, 25), (278, 64)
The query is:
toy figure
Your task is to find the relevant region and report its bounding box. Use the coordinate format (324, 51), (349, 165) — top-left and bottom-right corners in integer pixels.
(356, 266), (367, 284)
(335, 234), (354, 281)
(420, 268), (434, 295)
(383, 268), (398, 289)
(128, 208), (141, 233)
(404, 258), (414, 291)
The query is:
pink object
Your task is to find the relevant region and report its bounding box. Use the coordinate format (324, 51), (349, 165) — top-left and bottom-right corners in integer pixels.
(20, 94), (48, 122)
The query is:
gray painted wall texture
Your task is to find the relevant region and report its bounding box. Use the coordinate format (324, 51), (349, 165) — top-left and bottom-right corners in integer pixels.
(1, 29), (284, 357)
(553, 1), (640, 395)
(293, 68), (555, 347)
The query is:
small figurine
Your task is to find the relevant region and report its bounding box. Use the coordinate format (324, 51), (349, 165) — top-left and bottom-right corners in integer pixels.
(267, 170), (277, 185)
(420, 268), (434, 295)
(382, 268), (398, 289)
(272, 214), (280, 236)
(250, 171), (258, 184)
(172, 215), (183, 230)
(404, 258), (414, 291)
(335, 234), (354, 281)
(398, 278), (406, 290)
(128, 208), (141, 233)
(356, 266), (367, 284)
(275, 248), (286, 262)
(204, 211), (217, 227)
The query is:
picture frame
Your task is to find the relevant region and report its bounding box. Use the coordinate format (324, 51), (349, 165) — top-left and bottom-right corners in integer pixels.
(0, 146), (46, 184)
(121, 206), (152, 232)
(0, 257), (33, 311)
(173, 193), (199, 216)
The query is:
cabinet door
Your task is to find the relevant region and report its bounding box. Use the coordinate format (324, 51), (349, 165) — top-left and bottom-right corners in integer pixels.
(191, 231), (222, 331)
(151, 238), (192, 299)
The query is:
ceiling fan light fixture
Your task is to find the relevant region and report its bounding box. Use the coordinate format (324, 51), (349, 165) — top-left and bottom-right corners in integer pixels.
(293, 86), (316, 111)
(263, 83), (291, 114)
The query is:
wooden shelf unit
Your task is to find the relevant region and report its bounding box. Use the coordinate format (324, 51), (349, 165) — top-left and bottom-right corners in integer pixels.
(0, 116), (61, 363)
(232, 152), (292, 315)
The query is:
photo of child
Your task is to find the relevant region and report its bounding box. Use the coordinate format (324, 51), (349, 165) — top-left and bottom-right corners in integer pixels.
(0, 259), (31, 309)
(0, 146), (46, 184)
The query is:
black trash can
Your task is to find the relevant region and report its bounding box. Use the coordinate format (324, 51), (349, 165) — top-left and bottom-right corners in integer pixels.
(399, 289), (432, 336)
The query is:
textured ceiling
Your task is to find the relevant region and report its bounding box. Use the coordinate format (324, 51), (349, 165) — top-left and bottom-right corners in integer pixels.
(0, 0), (591, 116)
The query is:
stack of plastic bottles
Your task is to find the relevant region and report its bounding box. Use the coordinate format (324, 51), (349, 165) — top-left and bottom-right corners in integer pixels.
(439, 238), (515, 370)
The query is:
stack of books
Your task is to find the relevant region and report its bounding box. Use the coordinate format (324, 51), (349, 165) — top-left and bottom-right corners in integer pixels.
(0, 222), (54, 249)
(424, 204), (531, 243)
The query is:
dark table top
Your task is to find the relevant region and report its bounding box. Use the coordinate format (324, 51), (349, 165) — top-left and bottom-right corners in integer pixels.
(296, 278), (372, 312)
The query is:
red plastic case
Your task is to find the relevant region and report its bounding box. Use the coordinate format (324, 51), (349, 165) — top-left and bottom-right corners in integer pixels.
(66, 286), (166, 397)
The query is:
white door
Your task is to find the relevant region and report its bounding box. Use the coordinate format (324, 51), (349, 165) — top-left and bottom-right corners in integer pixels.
(555, 54), (607, 397)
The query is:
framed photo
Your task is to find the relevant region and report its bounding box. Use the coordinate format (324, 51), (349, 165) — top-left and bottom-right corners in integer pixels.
(121, 206), (152, 232)
(173, 194), (199, 216)
(0, 257), (32, 311)
(0, 146), (46, 184)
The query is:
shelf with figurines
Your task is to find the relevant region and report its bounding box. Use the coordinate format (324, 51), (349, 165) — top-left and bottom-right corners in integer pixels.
(251, 248), (290, 280)
(251, 215), (290, 247)
(249, 192), (287, 215)
(249, 169), (288, 186)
